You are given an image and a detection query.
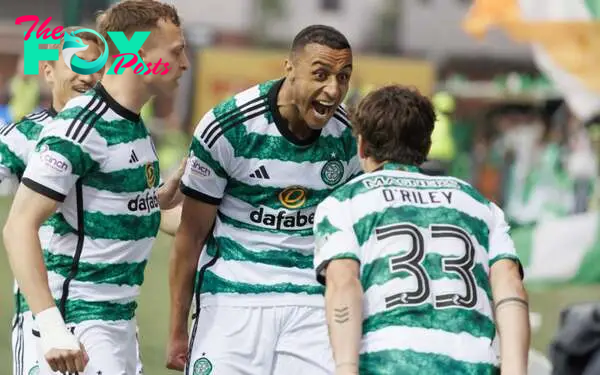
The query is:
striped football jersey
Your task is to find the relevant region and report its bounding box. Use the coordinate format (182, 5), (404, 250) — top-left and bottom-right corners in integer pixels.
(0, 107), (57, 315)
(314, 163), (521, 374)
(21, 83), (161, 324)
(181, 78), (361, 307)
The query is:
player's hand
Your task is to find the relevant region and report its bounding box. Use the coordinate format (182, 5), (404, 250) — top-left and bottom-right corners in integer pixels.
(36, 306), (88, 374)
(158, 157), (187, 210)
(45, 342), (89, 374)
(166, 333), (189, 371)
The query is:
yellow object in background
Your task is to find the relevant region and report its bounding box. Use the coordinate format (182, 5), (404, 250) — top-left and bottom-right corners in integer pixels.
(428, 92), (456, 162)
(192, 47), (436, 125)
(9, 76), (40, 121)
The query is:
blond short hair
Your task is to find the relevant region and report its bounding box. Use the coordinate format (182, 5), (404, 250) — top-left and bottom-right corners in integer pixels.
(96, 0), (180, 59)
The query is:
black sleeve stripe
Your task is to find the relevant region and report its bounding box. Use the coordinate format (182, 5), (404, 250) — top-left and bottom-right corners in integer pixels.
(200, 96), (267, 142)
(66, 96), (98, 140)
(201, 100), (268, 146)
(69, 100), (105, 142)
(22, 178), (66, 202)
(1, 122), (18, 136)
(333, 113), (352, 128)
(77, 104), (108, 143)
(337, 105), (348, 116)
(26, 111), (47, 122)
(206, 108), (270, 148)
(180, 183), (222, 206)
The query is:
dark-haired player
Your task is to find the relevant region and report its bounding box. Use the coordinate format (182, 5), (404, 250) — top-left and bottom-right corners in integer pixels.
(168, 25), (360, 374)
(314, 85), (530, 375)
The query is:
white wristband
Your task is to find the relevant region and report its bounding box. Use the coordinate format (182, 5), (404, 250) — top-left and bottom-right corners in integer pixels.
(35, 307), (80, 355)
(35, 306), (67, 333)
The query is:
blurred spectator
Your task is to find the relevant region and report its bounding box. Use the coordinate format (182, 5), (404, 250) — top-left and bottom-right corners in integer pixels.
(565, 115), (597, 214)
(8, 55), (40, 121)
(0, 81), (12, 126)
(422, 91), (457, 175)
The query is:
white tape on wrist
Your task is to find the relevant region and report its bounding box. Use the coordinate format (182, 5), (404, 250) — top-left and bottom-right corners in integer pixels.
(36, 307), (80, 354)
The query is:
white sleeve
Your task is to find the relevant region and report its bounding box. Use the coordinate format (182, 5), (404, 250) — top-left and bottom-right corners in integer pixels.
(180, 110), (231, 205)
(313, 196), (361, 285)
(0, 120), (30, 182)
(488, 202), (522, 274)
(22, 125), (98, 202)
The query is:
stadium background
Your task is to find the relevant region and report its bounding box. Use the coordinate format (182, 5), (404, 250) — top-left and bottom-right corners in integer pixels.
(1, 0), (600, 373)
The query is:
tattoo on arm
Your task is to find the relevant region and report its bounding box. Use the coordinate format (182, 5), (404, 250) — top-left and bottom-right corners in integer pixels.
(334, 306), (350, 324)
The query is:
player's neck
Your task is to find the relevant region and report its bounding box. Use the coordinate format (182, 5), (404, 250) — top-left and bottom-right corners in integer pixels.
(365, 159), (418, 173)
(100, 72), (150, 115)
(51, 95), (65, 113)
(277, 79), (314, 140)
(363, 158), (385, 173)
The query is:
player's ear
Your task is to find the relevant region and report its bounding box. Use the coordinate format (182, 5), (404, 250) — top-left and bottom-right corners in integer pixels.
(138, 48), (147, 64)
(41, 62), (54, 85)
(284, 58), (294, 80)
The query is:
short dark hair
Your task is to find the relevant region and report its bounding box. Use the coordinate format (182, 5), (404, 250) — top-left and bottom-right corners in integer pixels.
(291, 25), (351, 55)
(352, 85), (436, 165)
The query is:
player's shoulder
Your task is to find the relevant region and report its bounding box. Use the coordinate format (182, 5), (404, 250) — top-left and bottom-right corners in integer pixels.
(45, 92), (107, 145)
(433, 173), (490, 206)
(0, 108), (55, 140)
(59, 91), (98, 119)
(209, 80), (274, 123)
(324, 172), (371, 204)
(195, 79), (276, 145)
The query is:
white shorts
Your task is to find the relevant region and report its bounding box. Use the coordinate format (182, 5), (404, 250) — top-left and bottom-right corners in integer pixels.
(186, 305), (334, 375)
(14, 314), (144, 375)
(11, 311), (38, 375)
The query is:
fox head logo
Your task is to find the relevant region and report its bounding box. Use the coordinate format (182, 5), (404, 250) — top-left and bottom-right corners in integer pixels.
(61, 29), (108, 75)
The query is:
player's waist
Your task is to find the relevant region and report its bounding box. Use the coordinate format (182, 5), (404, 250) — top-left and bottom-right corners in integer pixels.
(195, 266), (324, 306)
(196, 253), (321, 287)
(197, 292), (325, 307)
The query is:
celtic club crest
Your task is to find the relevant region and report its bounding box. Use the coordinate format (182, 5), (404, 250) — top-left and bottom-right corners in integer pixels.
(193, 357), (213, 375)
(321, 160), (344, 186)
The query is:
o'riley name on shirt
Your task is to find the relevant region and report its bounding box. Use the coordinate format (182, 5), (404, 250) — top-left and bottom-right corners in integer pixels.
(382, 188), (453, 205)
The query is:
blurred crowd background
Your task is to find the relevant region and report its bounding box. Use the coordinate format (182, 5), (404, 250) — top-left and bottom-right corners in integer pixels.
(1, 1), (600, 372)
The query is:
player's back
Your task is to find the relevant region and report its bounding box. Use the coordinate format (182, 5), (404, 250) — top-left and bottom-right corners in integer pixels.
(323, 164), (507, 374)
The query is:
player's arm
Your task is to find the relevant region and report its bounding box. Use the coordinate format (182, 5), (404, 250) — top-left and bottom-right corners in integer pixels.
(3, 184), (58, 313)
(314, 197), (363, 375)
(3, 133), (95, 373)
(167, 112), (230, 370)
(488, 203), (530, 375)
(325, 259), (363, 375)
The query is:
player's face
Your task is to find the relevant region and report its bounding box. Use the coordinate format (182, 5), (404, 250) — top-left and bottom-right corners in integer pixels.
(43, 40), (103, 108)
(142, 20), (189, 96)
(287, 43), (352, 129)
